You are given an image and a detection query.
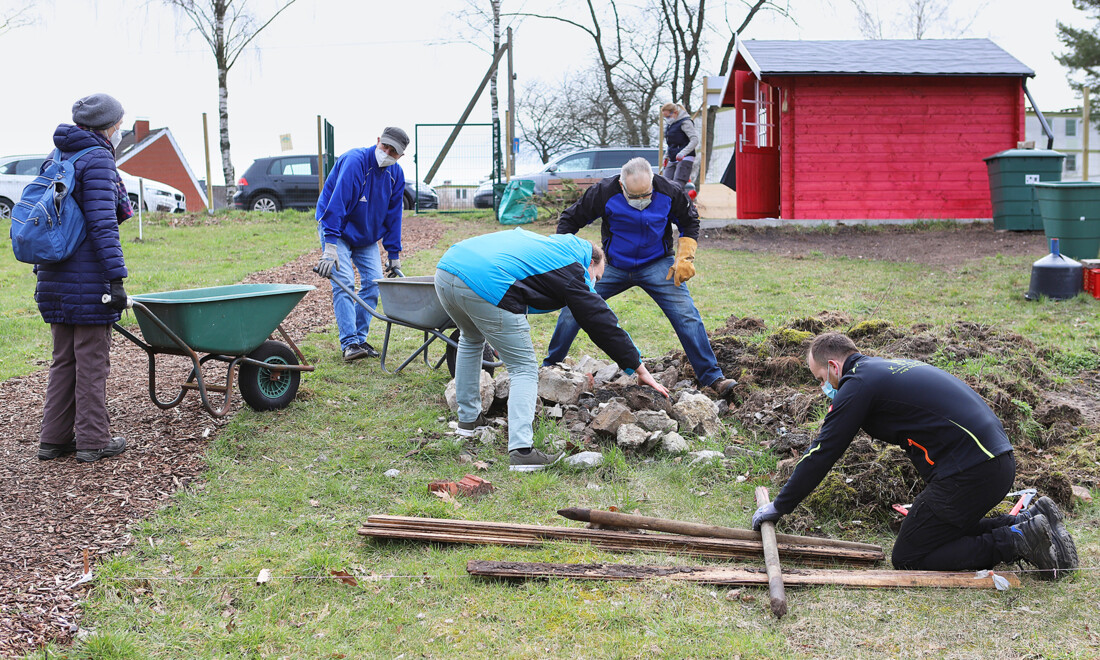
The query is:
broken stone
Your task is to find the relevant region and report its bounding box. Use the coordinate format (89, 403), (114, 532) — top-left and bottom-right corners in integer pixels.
(623, 386), (675, 415)
(769, 432), (811, 455)
(673, 392), (722, 436)
(493, 373), (511, 401)
(1072, 485), (1093, 503)
(724, 445), (763, 459)
(593, 363), (620, 385)
(634, 409), (677, 433)
(657, 366), (680, 390)
(616, 423), (649, 450)
(444, 370), (495, 414)
(564, 451), (604, 467)
(384, 469), (400, 478)
(476, 427), (497, 446)
(642, 430), (664, 452)
(575, 355), (608, 376)
(590, 401), (636, 435)
(429, 474), (495, 498)
(688, 450), (724, 466)
(661, 432), (689, 454)
(538, 367), (587, 405)
(545, 404), (564, 419)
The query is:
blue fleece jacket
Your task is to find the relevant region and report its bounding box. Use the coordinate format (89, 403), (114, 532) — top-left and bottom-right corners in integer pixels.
(35, 124), (128, 325)
(315, 145), (404, 259)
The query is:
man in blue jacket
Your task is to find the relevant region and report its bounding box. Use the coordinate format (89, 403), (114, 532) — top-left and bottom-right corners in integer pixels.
(544, 157), (735, 396)
(436, 228), (669, 471)
(315, 127), (408, 361)
(752, 332), (1078, 579)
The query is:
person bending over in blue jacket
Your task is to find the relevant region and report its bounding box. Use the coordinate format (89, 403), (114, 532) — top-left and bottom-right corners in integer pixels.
(435, 228), (669, 471)
(315, 127), (409, 362)
(545, 157), (736, 397)
(752, 332), (1078, 579)
(36, 93), (132, 464)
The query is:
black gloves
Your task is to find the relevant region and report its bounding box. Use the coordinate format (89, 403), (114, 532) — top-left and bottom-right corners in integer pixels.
(107, 279), (128, 311)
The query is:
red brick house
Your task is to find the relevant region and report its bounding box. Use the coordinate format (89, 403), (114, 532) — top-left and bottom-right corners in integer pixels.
(117, 120), (208, 212)
(719, 38), (1034, 220)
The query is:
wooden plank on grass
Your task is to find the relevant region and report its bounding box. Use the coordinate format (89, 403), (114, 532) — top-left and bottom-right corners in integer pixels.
(466, 560), (1022, 589)
(755, 486), (788, 618)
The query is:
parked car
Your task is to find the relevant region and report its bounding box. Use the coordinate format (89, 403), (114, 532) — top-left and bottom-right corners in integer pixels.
(232, 154), (437, 212)
(0, 153), (186, 217)
(472, 147), (661, 208)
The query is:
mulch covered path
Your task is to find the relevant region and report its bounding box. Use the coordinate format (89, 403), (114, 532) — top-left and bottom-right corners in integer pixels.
(0, 216), (445, 658)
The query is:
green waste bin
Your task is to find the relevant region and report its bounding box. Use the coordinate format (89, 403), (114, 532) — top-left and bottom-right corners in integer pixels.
(983, 149), (1065, 231)
(1033, 181), (1100, 260)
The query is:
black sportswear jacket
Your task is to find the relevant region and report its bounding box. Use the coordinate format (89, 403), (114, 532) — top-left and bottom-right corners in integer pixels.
(773, 354), (1013, 514)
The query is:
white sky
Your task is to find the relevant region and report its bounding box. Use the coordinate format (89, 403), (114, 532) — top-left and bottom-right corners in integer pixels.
(0, 0), (1093, 189)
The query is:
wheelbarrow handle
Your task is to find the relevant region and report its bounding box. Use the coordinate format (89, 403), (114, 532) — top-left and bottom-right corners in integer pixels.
(101, 293), (135, 309)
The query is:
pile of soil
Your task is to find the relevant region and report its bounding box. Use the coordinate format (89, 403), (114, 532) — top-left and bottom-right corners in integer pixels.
(707, 310), (1100, 534)
(0, 215), (444, 657)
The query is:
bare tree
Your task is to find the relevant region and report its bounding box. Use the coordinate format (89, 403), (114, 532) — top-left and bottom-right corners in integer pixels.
(715, 1), (793, 94)
(848, 0), (986, 40)
(516, 80), (574, 163)
(163, 0), (298, 198)
(0, 2), (34, 37)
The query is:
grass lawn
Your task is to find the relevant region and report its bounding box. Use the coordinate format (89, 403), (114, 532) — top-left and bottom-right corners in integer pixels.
(9, 210), (1098, 659)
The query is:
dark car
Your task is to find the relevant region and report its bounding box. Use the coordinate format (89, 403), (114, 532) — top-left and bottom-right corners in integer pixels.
(232, 154), (437, 212)
(473, 146), (660, 208)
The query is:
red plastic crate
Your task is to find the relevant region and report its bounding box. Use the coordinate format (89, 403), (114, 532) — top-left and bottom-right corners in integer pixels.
(1085, 268), (1100, 299)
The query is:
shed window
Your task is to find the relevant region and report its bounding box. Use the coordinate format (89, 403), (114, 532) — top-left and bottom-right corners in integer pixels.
(740, 80), (776, 149)
(1066, 119), (1077, 137)
(1067, 154), (1077, 171)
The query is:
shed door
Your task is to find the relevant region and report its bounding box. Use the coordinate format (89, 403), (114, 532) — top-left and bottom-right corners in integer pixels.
(735, 70), (780, 218)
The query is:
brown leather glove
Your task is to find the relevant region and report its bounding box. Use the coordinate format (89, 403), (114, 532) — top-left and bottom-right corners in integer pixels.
(666, 237), (697, 286)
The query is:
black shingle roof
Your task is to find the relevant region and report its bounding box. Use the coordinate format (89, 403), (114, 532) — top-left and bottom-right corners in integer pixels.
(738, 38), (1033, 77)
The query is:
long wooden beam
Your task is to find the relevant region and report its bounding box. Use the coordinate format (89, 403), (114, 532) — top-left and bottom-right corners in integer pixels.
(466, 560), (1022, 590)
(557, 507), (881, 553)
(755, 486), (788, 618)
(359, 516), (883, 566)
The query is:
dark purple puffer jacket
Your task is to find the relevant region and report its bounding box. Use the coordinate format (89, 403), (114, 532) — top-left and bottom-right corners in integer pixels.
(35, 125), (129, 325)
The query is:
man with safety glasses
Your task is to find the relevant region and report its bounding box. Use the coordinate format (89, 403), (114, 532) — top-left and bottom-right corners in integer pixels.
(544, 157), (736, 396)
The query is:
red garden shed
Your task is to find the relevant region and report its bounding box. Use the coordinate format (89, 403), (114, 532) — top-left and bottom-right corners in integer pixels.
(718, 38), (1034, 220)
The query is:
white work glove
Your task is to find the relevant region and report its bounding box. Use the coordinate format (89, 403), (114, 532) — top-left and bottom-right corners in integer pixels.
(384, 258), (402, 278)
(316, 243), (339, 278)
(752, 502), (782, 531)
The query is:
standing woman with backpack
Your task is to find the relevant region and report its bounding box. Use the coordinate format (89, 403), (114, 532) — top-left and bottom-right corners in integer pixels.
(35, 93), (133, 464)
(660, 103), (699, 189)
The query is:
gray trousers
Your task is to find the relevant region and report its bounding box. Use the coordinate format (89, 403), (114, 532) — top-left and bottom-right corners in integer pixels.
(662, 158), (694, 188)
(40, 323), (112, 450)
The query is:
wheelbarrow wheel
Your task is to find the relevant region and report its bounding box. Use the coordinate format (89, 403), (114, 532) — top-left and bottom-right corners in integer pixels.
(238, 340), (300, 411)
(445, 329), (497, 379)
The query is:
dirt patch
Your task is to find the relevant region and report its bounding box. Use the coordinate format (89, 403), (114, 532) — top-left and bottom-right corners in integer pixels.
(0, 215), (445, 657)
(700, 222), (1047, 270)
(708, 310), (1100, 534)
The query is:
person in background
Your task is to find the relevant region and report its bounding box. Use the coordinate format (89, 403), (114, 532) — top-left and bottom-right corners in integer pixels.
(36, 93), (132, 464)
(660, 102), (698, 189)
(315, 127), (409, 362)
(544, 157), (736, 397)
(752, 332), (1078, 579)
(435, 228), (669, 472)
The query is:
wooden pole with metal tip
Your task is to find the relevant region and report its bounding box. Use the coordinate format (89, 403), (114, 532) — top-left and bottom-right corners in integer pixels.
(754, 486), (788, 618)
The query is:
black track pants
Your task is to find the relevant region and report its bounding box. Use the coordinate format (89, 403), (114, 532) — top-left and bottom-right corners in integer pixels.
(891, 452), (1017, 571)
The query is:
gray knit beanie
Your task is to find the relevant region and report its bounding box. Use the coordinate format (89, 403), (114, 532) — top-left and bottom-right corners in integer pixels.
(72, 94), (125, 130)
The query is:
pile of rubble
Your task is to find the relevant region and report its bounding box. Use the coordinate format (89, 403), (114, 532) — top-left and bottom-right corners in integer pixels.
(443, 354), (730, 458)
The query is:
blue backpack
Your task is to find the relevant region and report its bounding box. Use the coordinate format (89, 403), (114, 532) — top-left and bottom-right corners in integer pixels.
(10, 146), (107, 264)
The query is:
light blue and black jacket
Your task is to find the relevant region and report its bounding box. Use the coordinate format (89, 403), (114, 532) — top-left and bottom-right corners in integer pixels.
(773, 354), (1013, 514)
(556, 174), (698, 271)
(316, 145), (404, 260)
(436, 228), (641, 371)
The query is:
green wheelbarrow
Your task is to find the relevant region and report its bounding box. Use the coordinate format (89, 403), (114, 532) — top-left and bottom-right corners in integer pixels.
(111, 283), (316, 418)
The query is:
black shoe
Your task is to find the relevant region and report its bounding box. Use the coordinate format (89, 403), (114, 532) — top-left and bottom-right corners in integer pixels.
(75, 437), (127, 464)
(342, 345), (370, 362)
(1020, 497), (1078, 573)
(710, 378), (737, 397)
(1009, 514), (1058, 580)
(456, 413), (490, 437)
(38, 442), (76, 460)
(358, 342), (381, 359)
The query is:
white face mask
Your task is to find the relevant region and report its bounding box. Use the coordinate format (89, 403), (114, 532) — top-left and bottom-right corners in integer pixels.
(109, 129), (122, 149)
(627, 197), (652, 211)
(375, 146), (397, 168)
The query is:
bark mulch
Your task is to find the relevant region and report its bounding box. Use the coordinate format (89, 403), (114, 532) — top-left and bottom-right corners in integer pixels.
(0, 215), (445, 658)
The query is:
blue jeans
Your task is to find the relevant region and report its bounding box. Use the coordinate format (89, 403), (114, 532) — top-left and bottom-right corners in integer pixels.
(544, 255), (724, 386)
(319, 226), (383, 350)
(434, 269), (537, 452)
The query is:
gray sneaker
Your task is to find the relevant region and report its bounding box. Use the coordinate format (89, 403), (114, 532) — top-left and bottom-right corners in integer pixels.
(456, 414), (490, 438)
(76, 437), (127, 464)
(509, 448), (563, 472)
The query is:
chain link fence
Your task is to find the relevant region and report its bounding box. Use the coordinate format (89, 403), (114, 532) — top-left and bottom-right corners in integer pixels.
(414, 123), (500, 213)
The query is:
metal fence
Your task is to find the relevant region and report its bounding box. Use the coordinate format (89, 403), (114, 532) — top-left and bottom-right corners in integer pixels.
(414, 122), (501, 213)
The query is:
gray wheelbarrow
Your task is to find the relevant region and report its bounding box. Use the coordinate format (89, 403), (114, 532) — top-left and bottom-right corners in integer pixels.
(317, 269), (500, 376)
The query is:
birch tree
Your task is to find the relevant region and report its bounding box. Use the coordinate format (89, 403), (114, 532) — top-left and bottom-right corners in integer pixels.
(163, 0), (298, 198)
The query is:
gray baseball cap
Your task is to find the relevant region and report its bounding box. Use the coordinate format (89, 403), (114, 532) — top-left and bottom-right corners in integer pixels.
(380, 126), (409, 155)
